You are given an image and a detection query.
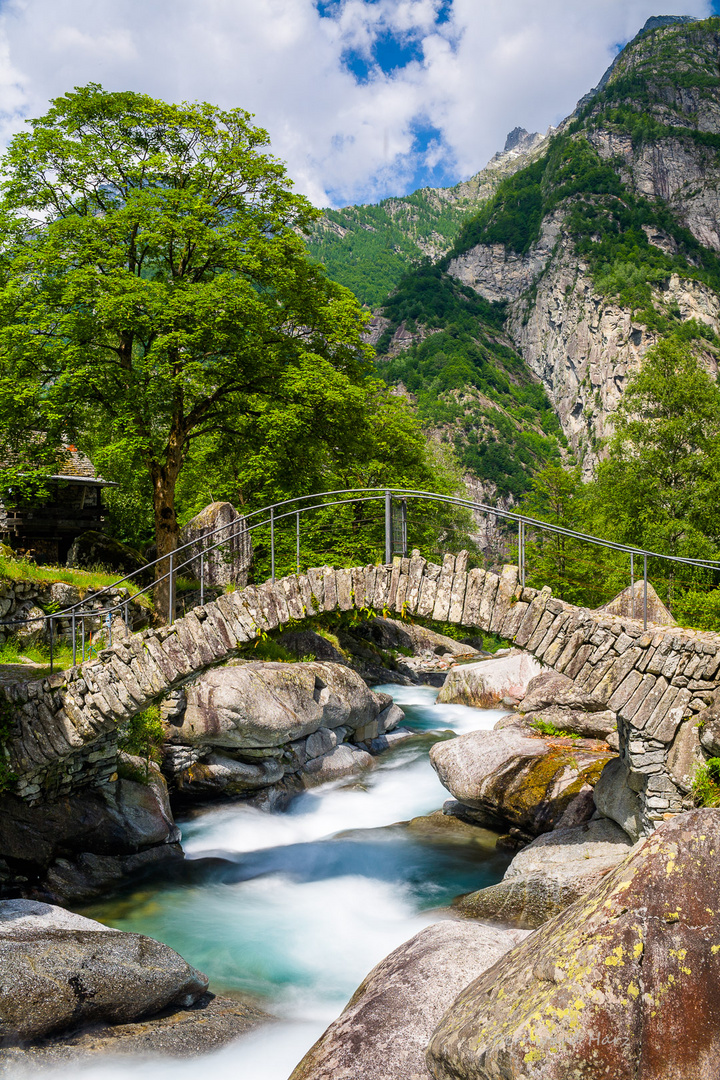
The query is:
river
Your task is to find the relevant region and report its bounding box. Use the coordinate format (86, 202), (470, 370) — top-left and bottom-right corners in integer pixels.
(40, 685), (511, 1080)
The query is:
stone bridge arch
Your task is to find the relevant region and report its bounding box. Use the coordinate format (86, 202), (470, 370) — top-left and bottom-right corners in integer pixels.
(6, 551), (720, 832)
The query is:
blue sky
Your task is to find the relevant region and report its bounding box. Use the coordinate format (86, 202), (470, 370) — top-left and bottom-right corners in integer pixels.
(0, 0), (715, 206)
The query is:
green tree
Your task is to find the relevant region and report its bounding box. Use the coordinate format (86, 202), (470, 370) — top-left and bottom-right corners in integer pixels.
(591, 338), (720, 558)
(520, 464), (616, 605)
(0, 85), (372, 612)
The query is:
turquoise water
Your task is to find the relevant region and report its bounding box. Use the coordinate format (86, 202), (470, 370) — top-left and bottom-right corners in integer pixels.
(55, 686), (509, 1079)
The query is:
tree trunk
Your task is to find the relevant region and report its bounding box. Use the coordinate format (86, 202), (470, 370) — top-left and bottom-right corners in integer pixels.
(150, 441), (184, 623)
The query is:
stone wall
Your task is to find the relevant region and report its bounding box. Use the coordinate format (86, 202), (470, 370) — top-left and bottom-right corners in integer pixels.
(3, 553), (720, 831)
(0, 580), (148, 645)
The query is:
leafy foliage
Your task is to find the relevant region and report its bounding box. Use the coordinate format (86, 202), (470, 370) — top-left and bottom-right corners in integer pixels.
(304, 187), (491, 308)
(692, 756), (720, 808)
(376, 263), (563, 499)
(118, 705), (165, 781)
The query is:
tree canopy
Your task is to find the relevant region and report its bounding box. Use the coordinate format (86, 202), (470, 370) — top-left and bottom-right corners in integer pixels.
(0, 84), (431, 603)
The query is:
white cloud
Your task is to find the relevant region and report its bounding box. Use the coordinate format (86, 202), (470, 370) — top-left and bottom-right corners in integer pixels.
(0, 0), (712, 206)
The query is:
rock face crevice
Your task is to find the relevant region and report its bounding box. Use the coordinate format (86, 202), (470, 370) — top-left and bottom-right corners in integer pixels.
(4, 553), (720, 835)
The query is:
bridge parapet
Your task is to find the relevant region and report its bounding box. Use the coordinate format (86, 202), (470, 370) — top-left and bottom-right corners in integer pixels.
(4, 552), (720, 833)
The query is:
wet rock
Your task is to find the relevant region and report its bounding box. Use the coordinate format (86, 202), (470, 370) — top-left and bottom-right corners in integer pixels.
(0, 992), (269, 1069)
(177, 661), (384, 748)
(0, 778), (182, 903)
(290, 920), (529, 1080)
(430, 728), (614, 835)
(437, 650), (544, 707)
(0, 899), (208, 1044)
(176, 754), (285, 798)
(428, 810), (720, 1080)
(593, 757), (643, 842)
(299, 744), (374, 787)
(454, 818), (633, 929)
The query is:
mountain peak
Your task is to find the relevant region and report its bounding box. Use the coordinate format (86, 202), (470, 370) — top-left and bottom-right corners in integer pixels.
(503, 127), (541, 154)
(638, 15), (698, 37)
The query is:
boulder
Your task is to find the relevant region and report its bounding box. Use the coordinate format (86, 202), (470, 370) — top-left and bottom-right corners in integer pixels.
(515, 671), (618, 740)
(697, 693), (720, 757)
(593, 757), (643, 842)
(454, 818), (633, 928)
(278, 629), (349, 664)
(175, 753), (285, 798)
(427, 810), (720, 1080)
(597, 580), (676, 626)
(290, 921), (529, 1080)
(299, 743), (374, 787)
(177, 661), (384, 748)
(0, 993), (269, 1067)
(13, 603), (45, 644)
(361, 617), (480, 658)
(436, 650), (544, 707)
(430, 728), (614, 834)
(66, 530), (147, 576)
(0, 900), (208, 1043)
(0, 777), (182, 903)
(179, 501), (252, 587)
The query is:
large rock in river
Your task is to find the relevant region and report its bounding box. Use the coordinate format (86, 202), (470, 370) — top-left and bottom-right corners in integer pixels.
(290, 920), (529, 1080)
(427, 810), (720, 1080)
(176, 661), (383, 748)
(437, 650), (543, 707)
(454, 817), (633, 928)
(430, 728), (614, 834)
(0, 899), (208, 1043)
(515, 671), (618, 741)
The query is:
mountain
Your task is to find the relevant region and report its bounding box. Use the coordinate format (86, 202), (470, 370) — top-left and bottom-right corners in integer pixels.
(304, 128), (549, 308)
(442, 14), (720, 473)
(307, 16), (720, 526)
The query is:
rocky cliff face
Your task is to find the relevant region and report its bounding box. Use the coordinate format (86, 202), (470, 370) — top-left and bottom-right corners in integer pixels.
(443, 18), (720, 472)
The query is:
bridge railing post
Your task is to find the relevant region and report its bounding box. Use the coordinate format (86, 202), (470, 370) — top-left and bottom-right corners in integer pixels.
(72, 613), (76, 668)
(643, 554), (648, 630)
(385, 490), (392, 564)
(401, 498), (407, 557)
(631, 552), (635, 620)
(296, 510), (301, 575)
(271, 507), (276, 583)
(49, 616), (54, 674)
(169, 552), (175, 626)
(200, 553), (204, 607)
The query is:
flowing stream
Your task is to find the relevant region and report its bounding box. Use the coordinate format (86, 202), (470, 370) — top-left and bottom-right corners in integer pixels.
(40, 685), (511, 1080)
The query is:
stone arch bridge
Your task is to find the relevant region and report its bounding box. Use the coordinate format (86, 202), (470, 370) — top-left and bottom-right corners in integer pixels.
(5, 552), (720, 833)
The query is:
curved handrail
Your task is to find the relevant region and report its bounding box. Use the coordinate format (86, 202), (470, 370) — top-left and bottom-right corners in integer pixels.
(2, 485), (720, 662)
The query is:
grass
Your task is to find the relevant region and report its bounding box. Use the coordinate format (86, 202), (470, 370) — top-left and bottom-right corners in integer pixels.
(0, 552), (153, 608)
(530, 718), (579, 739)
(0, 637), (80, 671)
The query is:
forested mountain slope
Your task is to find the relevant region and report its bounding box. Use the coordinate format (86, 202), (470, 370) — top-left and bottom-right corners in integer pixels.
(304, 128), (548, 307)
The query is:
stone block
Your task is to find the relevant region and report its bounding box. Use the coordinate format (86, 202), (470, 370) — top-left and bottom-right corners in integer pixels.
(416, 563), (441, 618)
(432, 554), (456, 623)
(461, 569), (486, 627)
(322, 567), (338, 611)
(404, 555), (427, 614)
(477, 572), (500, 633)
(448, 570), (469, 625)
(335, 568), (353, 612)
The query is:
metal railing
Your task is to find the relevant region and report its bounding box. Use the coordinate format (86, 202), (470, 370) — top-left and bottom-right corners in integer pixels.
(2, 485), (720, 670)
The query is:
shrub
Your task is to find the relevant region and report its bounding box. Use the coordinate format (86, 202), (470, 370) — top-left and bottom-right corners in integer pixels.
(692, 757), (720, 807)
(118, 705), (165, 781)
